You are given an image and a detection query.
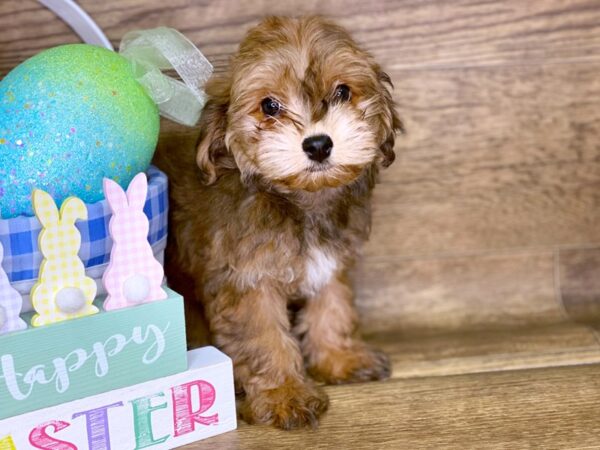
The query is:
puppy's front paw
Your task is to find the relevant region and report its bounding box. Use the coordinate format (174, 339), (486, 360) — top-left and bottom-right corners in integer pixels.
(308, 344), (391, 384)
(241, 380), (329, 430)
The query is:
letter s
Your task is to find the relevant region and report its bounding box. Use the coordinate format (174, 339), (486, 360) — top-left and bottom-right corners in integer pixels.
(29, 420), (77, 450)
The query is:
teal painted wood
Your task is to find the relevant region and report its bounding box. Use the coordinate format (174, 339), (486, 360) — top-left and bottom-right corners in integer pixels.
(0, 287), (187, 419)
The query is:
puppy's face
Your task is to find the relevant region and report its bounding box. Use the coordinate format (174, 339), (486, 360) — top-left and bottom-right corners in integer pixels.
(197, 16), (401, 191)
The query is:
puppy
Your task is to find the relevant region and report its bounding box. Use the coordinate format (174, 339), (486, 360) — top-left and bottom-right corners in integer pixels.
(155, 16), (401, 429)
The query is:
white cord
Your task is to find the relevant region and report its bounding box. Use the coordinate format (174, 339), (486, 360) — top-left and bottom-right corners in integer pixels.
(37, 0), (113, 50)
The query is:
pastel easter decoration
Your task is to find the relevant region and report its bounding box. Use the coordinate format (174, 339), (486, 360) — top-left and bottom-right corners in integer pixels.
(0, 28), (212, 219)
(30, 190), (98, 326)
(103, 173), (167, 310)
(0, 241), (27, 335)
(0, 0), (233, 443)
(1, 346), (236, 449)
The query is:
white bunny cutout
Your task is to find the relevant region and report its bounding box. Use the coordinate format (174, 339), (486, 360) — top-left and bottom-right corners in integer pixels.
(0, 241), (27, 334)
(103, 173), (167, 310)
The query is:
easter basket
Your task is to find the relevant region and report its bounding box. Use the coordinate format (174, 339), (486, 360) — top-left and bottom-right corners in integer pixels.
(0, 165), (168, 313)
(0, 2), (236, 447)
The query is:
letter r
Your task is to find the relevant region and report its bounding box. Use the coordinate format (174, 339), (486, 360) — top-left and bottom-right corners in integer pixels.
(171, 380), (218, 436)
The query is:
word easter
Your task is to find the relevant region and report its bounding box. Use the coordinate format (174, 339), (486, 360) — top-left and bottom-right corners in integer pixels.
(4, 380), (215, 449)
(0, 347), (237, 449)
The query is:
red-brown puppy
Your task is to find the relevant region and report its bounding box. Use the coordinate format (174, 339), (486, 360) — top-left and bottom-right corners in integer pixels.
(155, 15), (401, 429)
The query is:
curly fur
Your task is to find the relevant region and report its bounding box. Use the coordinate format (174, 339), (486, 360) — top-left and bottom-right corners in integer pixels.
(154, 15), (401, 430)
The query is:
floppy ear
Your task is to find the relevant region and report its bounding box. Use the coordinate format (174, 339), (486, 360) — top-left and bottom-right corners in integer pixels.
(125, 173), (148, 211)
(196, 76), (232, 184)
(376, 70), (403, 168)
(60, 197), (87, 224)
(32, 190), (60, 228)
(103, 178), (128, 214)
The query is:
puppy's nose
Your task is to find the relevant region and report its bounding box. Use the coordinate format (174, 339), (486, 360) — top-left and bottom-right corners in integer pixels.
(302, 134), (333, 163)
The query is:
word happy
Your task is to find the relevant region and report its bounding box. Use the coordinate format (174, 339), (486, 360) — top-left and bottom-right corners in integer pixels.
(0, 324), (168, 401)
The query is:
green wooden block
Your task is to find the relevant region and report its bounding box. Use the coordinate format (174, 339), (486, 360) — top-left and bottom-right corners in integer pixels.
(0, 287), (187, 420)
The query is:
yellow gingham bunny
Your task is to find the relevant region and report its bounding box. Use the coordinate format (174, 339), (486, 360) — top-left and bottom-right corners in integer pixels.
(30, 190), (98, 326)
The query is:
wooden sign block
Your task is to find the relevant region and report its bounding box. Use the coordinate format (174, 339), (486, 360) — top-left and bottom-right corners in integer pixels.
(0, 288), (187, 419)
(0, 347), (237, 449)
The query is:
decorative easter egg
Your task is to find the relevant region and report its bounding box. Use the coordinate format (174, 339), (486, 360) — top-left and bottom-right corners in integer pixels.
(0, 44), (159, 218)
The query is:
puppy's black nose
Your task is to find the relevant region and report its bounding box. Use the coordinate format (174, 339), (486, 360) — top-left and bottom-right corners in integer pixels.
(302, 134), (333, 163)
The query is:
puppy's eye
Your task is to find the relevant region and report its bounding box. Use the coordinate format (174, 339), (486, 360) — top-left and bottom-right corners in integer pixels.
(261, 98), (281, 116)
(334, 84), (351, 102)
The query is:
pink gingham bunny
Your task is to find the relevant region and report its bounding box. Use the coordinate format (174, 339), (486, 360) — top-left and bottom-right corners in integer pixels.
(102, 173), (167, 311)
(0, 241), (27, 334)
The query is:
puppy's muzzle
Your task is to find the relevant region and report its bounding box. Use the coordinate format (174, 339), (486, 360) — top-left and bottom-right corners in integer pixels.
(302, 134), (333, 163)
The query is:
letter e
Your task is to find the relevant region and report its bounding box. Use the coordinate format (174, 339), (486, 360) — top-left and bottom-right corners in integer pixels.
(130, 392), (169, 449)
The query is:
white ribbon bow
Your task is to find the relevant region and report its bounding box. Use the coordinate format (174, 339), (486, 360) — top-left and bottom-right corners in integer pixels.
(120, 27), (213, 127)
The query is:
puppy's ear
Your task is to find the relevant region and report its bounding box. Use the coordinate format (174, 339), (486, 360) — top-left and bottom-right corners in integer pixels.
(196, 76), (232, 184)
(376, 70), (403, 168)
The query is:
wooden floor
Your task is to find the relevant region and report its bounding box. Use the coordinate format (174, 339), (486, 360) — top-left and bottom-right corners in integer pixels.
(2, 0), (600, 448)
(200, 362), (600, 449)
(185, 323), (600, 449)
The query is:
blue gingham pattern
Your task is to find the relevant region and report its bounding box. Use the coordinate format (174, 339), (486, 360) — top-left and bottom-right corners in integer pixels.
(0, 166), (168, 284)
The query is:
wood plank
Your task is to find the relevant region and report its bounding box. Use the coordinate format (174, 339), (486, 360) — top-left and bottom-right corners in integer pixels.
(353, 250), (563, 335)
(366, 62), (600, 258)
(390, 65), (600, 165)
(368, 162), (600, 258)
(189, 362), (600, 449)
(559, 246), (600, 324)
(373, 323), (600, 379)
(3, 0), (600, 77)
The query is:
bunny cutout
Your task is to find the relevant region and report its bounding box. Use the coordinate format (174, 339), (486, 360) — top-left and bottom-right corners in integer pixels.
(30, 190), (98, 326)
(103, 173), (167, 310)
(0, 241), (27, 334)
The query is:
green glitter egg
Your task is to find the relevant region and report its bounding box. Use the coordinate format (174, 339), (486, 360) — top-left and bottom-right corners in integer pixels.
(0, 44), (159, 218)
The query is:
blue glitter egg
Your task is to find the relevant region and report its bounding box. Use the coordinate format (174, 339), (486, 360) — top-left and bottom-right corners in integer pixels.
(0, 44), (159, 218)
